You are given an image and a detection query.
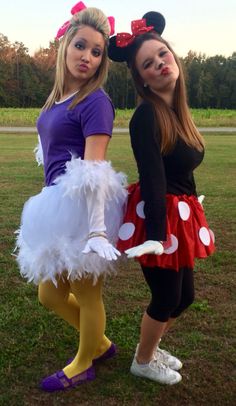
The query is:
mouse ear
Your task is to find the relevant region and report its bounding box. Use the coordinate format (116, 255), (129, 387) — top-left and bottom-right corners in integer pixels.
(142, 11), (166, 35)
(108, 35), (130, 62)
(108, 11), (166, 63)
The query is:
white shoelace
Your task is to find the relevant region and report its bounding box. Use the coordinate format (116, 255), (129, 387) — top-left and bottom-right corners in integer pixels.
(155, 348), (172, 362)
(150, 359), (170, 372)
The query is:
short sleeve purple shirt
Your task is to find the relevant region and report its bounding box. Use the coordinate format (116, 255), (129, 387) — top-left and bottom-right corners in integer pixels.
(37, 89), (114, 186)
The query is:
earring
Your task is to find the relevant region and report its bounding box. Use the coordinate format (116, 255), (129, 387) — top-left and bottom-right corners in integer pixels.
(143, 83), (148, 88)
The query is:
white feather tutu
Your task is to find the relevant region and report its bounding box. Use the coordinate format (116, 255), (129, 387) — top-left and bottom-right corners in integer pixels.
(16, 158), (128, 285)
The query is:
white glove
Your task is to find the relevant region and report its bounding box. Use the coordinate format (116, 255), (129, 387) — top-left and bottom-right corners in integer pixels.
(34, 134), (44, 166)
(198, 195), (205, 205)
(82, 236), (121, 260)
(83, 172), (120, 261)
(125, 240), (164, 258)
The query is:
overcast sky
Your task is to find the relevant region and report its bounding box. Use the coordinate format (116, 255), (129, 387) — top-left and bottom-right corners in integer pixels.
(1, 0), (235, 57)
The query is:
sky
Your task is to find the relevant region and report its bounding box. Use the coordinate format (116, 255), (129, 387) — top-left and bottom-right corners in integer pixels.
(0, 0), (235, 58)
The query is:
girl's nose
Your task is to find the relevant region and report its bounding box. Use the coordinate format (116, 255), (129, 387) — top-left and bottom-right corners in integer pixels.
(81, 51), (90, 62)
(158, 61), (165, 69)
(155, 60), (165, 70)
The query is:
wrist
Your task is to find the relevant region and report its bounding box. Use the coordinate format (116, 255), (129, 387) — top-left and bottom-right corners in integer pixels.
(88, 231), (108, 240)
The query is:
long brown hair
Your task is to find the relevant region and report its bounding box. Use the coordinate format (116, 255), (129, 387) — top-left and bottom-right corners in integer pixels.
(129, 32), (204, 153)
(43, 7), (110, 110)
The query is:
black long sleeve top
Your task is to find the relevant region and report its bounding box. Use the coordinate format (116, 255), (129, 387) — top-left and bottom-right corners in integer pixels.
(129, 102), (204, 242)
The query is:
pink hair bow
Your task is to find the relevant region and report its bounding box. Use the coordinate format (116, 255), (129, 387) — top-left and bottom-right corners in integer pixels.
(116, 18), (154, 48)
(56, 1), (86, 39)
(71, 1), (86, 15)
(108, 16), (115, 36)
(56, 1), (115, 39)
(56, 20), (71, 40)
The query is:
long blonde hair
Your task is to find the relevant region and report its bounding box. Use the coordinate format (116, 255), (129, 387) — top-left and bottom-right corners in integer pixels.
(129, 32), (204, 153)
(43, 7), (110, 110)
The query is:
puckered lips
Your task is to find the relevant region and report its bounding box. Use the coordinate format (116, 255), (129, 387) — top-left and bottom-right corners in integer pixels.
(78, 63), (89, 72)
(161, 66), (170, 76)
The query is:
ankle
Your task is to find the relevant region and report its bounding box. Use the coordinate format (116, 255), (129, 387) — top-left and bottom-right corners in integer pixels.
(136, 343), (155, 365)
(136, 356), (152, 365)
(94, 341), (111, 358)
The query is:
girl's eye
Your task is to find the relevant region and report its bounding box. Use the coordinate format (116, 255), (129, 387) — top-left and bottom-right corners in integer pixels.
(92, 48), (102, 57)
(144, 61), (152, 69)
(75, 42), (84, 50)
(160, 50), (168, 57)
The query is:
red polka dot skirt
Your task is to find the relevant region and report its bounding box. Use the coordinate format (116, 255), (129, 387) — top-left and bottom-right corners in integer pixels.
(117, 182), (215, 270)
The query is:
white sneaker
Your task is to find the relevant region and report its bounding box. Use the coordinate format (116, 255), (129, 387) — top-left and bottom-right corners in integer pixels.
(154, 347), (183, 371)
(130, 357), (182, 385)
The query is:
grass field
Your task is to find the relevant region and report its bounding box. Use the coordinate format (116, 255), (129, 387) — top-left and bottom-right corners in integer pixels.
(0, 107), (236, 128)
(0, 132), (236, 405)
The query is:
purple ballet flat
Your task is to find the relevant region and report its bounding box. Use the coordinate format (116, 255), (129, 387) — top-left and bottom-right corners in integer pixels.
(40, 365), (95, 392)
(66, 342), (117, 366)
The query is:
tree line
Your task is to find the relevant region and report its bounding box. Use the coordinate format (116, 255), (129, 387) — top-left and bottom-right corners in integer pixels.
(0, 33), (235, 109)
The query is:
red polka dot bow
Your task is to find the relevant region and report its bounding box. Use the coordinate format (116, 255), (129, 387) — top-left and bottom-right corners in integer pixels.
(116, 19), (154, 48)
(55, 1), (115, 40)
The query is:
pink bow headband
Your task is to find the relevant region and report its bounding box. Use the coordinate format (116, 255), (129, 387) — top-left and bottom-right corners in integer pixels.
(116, 19), (154, 48)
(56, 1), (115, 40)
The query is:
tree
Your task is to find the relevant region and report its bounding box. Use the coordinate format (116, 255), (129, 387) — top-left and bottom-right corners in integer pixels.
(183, 51), (206, 107)
(105, 61), (136, 108)
(0, 33), (235, 108)
(32, 41), (59, 106)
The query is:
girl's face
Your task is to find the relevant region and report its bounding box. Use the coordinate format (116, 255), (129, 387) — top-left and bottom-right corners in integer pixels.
(135, 39), (179, 96)
(66, 25), (105, 88)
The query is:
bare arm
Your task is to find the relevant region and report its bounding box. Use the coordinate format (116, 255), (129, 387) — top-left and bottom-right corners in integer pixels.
(84, 135), (110, 160)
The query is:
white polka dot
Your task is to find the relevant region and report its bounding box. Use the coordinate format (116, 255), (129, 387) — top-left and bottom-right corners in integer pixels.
(136, 201), (145, 219)
(164, 234), (178, 254)
(199, 227), (211, 246)
(209, 229), (215, 243)
(118, 223), (135, 241)
(178, 201), (190, 221)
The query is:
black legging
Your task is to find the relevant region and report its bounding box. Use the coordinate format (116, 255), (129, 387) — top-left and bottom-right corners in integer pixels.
(141, 266), (195, 322)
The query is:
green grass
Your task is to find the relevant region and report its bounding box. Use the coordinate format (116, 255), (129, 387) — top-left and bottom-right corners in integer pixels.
(190, 108), (236, 127)
(0, 133), (236, 405)
(0, 107), (236, 127)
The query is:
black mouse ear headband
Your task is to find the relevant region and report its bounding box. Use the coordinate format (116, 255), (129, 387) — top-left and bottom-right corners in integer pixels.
(108, 11), (166, 63)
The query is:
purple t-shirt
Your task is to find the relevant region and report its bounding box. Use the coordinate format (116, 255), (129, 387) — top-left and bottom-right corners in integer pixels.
(37, 89), (114, 186)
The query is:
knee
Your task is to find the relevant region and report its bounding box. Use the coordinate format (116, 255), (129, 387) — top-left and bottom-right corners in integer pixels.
(38, 283), (60, 310)
(183, 289), (195, 308)
(171, 290), (195, 318)
(70, 278), (103, 305)
(38, 284), (51, 309)
(179, 285), (195, 310)
(147, 292), (181, 322)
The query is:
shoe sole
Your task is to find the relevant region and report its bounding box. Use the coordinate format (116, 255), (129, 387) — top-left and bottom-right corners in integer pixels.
(130, 367), (182, 385)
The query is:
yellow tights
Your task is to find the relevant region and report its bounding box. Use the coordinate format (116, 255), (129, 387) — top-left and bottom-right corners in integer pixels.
(38, 276), (111, 378)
